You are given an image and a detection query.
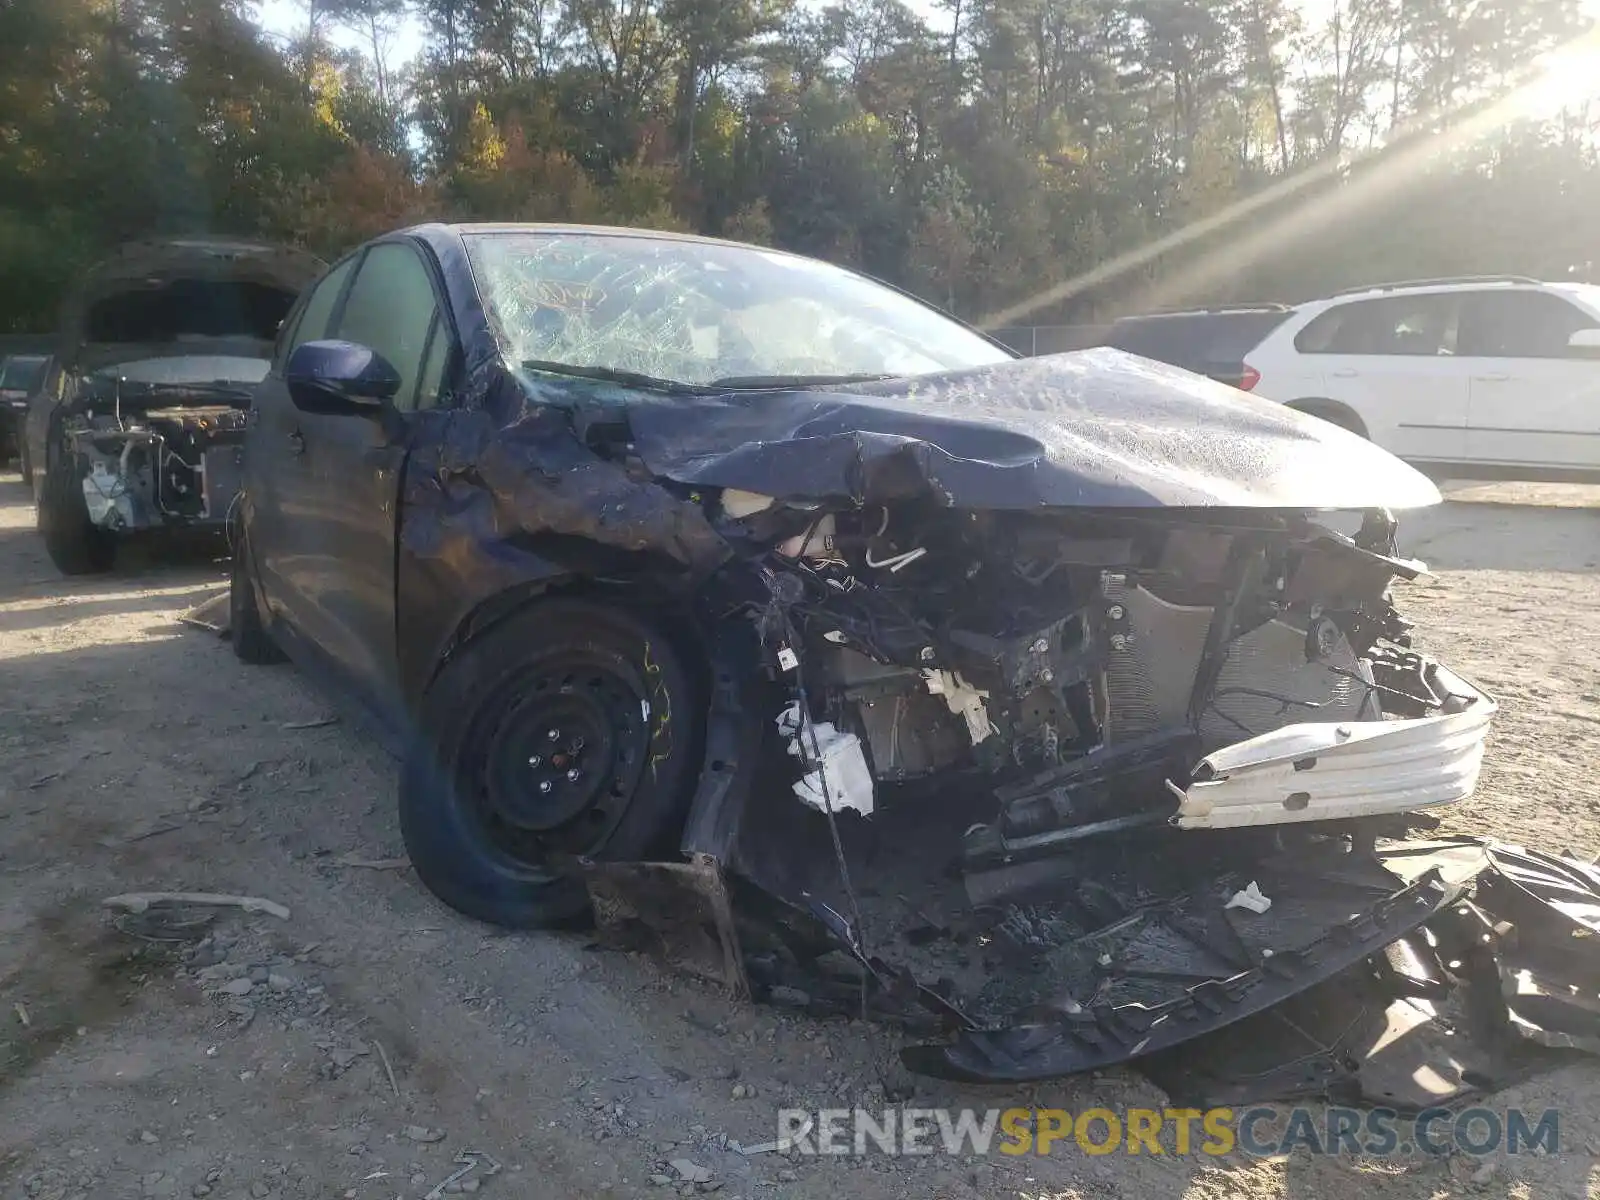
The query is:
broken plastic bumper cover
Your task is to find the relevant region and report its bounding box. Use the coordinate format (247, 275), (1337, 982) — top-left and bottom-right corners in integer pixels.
(1176, 662), (1496, 830)
(897, 867), (1460, 1083)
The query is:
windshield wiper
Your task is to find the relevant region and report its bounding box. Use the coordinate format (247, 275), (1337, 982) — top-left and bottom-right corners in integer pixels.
(707, 372), (894, 389)
(521, 359), (711, 395)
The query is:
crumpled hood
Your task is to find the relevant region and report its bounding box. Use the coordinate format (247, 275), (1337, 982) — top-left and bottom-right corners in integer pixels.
(59, 238), (325, 373)
(624, 348), (1442, 510)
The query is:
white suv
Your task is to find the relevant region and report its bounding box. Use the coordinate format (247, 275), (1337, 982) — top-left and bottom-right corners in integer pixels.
(1241, 275), (1600, 478)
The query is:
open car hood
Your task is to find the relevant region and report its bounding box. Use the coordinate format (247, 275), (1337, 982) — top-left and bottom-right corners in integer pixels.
(59, 238), (324, 374)
(624, 349), (1442, 511)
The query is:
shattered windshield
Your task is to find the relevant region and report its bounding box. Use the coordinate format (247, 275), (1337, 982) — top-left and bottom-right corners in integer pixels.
(464, 231), (1012, 388)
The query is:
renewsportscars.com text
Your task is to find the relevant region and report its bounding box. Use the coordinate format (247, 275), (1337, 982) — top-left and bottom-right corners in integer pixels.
(775, 1106), (1560, 1159)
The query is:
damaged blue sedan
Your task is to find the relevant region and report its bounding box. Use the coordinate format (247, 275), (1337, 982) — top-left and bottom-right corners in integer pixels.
(228, 222), (1507, 1086)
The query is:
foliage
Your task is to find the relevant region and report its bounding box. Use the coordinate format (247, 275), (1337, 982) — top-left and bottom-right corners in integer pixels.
(0, 0), (1596, 333)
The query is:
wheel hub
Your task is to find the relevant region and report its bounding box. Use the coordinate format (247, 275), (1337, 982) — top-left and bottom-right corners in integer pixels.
(472, 655), (653, 862)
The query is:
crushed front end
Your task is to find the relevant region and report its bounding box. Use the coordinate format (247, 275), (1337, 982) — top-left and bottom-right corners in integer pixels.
(598, 493), (1498, 1081)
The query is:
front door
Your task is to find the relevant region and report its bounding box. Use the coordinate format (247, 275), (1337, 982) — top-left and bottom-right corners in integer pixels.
(1459, 288), (1600, 470)
(249, 254), (358, 627)
(280, 240), (453, 717)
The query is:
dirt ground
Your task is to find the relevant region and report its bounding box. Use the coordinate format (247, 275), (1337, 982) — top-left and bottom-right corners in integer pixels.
(2, 468), (1599, 1200)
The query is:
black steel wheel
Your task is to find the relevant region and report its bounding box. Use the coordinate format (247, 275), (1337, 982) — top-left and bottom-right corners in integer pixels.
(400, 598), (704, 928)
(38, 451), (114, 575)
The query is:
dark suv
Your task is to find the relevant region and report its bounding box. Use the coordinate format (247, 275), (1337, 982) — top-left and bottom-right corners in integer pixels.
(1102, 304), (1295, 389)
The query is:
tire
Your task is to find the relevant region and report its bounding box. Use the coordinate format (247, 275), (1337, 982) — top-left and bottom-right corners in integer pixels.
(38, 452), (115, 575)
(230, 526), (285, 665)
(399, 599), (705, 929)
(1290, 401), (1368, 439)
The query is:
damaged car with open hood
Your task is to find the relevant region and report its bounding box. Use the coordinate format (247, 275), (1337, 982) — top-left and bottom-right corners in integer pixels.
(36, 238), (324, 574)
(226, 223), (1508, 1086)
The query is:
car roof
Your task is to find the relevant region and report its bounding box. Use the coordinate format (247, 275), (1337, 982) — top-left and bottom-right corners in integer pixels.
(1320, 276), (1551, 303)
(1112, 304), (1292, 322)
(405, 221), (802, 258)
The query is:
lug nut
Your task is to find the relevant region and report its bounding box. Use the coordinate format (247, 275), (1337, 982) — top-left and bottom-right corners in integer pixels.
(538, 780), (553, 794)
(547, 728), (561, 741)
(566, 768), (581, 782)
(1030, 638), (1050, 654)
(1107, 604), (1125, 620)
(1110, 633), (1128, 651)
(528, 754), (542, 767)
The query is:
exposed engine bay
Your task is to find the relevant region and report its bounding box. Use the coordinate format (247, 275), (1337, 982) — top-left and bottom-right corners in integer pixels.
(62, 391), (249, 532)
(713, 493), (1491, 844)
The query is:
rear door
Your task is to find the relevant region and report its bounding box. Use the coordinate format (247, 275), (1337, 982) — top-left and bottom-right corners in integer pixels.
(1458, 288), (1600, 469)
(271, 239), (454, 718)
(1289, 292), (1467, 461)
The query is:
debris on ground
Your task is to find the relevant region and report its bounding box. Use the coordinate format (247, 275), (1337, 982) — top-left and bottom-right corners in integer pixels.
(374, 1039), (401, 1096)
(1224, 880), (1272, 913)
(102, 892), (291, 920)
(336, 852), (412, 871)
(422, 1151), (500, 1199)
(403, 1125), (448, 1144)
(1136, 837), (1600, 1105)
(670, 1159), (713, 1185)
(99, 818), (184, 847)
(175, 592), (230, 633)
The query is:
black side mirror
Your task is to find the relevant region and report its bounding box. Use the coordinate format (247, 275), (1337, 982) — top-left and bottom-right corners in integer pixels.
(286, 340), (401, 416)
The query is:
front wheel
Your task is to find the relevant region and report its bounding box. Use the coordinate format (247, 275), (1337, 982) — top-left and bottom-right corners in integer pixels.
(399, 599), (706, 928)
(38, 452), (115, 575)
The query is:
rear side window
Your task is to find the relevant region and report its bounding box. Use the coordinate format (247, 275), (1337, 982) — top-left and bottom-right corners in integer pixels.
(1294, 294), (1460, 356)
(278, 256), (356, 368)
(1457, 290), (1599, 358)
